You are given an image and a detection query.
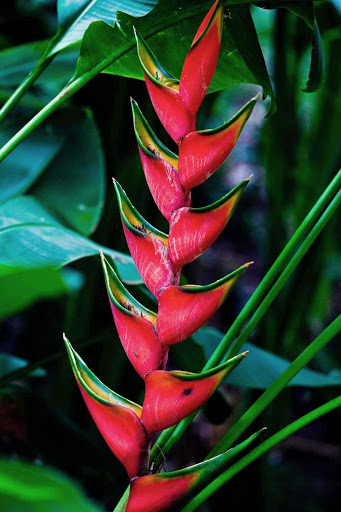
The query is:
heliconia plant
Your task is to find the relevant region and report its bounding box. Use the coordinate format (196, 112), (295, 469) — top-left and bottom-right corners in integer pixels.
(64, 1), (264, 510)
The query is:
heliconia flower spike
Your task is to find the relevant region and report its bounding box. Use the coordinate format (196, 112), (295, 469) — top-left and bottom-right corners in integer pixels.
(178, 95), (259, 193)
(134, 29), (195, 143)
(131, 99), (191, 220)
(179, 0), (224, 117)
(168, 178), (251, 273)
(100, 252), (168, 378)
(141, 353), (246, 435)
(156, 263), (252, 345)
(63, 335), (150, 479)
(126, 429), (266, 512)
(113, 180), (178, 297)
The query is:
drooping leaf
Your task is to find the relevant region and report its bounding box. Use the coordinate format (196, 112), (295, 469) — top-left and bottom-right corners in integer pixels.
(0, 353), (45, 379)
(74, 0), (275, 111)
(192, 327), (341, 389)
(302, 17), (325, 92)
(0, 196), (141, 284)
(52, 0), (157, 55)
(0, 109), (106, 237)
(127, 428), (265, 512)
(64, 336), (149, 479)
(141, 353), (246, 435)
(0, 460), (104, 512)
(32, 109), (106, 236)
(0, 267), (84, 319)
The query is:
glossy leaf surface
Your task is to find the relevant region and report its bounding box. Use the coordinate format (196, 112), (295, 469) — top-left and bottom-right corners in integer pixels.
(0, 196), (141, 284)
(141, 354), (246, 434)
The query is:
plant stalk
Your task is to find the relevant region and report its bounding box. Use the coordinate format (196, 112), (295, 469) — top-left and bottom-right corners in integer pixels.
(181, 395), (341, 512)
(150, 172), (341, 463)
(209, 313), (341, 456)
(0, 55), (54, 123)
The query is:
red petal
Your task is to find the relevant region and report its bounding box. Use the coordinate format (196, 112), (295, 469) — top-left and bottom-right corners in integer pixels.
(141, 354), (246, 435)
(168, 179), (250, 272)
(64, 336), (149, 479)
(100, 253), (165, 378)
(179, 0), (224, 116)
(135, 29), (195, 142)
(127, 474), (195, 512)
(156, 264), (251, 345)
(131, 99), (191, 220)
(178, 96), (258, 193)
(113, 180), (176, 297)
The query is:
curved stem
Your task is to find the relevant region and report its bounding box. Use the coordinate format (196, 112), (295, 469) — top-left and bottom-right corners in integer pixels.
(0, 55), (54, 123)
(181, 395), (341, 512)
(209, 313), (341, 456)
(150, 171), (341, 464)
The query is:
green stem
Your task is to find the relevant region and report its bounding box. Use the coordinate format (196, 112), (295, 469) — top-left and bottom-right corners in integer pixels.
(209, 313), (341, 457)
(181, 395), (341, 512)
(226, 188), (341, 360)
(150, 172), (341, 463)
(112, 487), (129, 512)
(0, 55), (54, 123)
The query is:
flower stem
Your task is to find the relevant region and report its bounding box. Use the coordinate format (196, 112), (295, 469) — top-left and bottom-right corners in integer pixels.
(150, 171), (341, 465)
(0, 55), (54, 123)
(181, 394), (341, 512)
(209, 313), (341, 456)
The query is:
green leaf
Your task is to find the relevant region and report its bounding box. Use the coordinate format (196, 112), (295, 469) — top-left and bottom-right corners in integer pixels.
(0, 354), (45, 379)
(0, 459), (104, 511)
(0, 196), (142, 284)
(0, 109), (105, 236)
(0, 267), (84, 319)
(0, 41), (79, 98)
(302, 16), (325, 92)
(32, 108), (106, 236)
(75, 1), (275, 111)
(0, 122), (65, 204)
(52, 0), (157, 55)
(192, 327), (341, 389)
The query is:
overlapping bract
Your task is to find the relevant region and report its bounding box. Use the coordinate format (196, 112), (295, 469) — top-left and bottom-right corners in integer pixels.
(65, 1), (260, 510)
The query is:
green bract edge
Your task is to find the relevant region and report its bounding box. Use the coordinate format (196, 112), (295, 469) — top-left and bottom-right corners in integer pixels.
(189, 178), (250, 213)
(63, 334), (142, 411)
(113, 179), (169, 240)
(180, 263), (251, 294)
(131, 98), (178, 162)
(100, 252), (157, 318)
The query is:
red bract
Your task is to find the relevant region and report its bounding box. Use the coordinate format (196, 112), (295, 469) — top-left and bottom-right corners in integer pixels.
(135, 0), (224, 143)
(168, 179), (250, 272)
(177, 96), (258, 192)
(131, 99), (190, 221)
(64, 335), (149, 480)
(100, 252), (166, 379)
(141, 354), (246, 435)
(156, 264), (251, 346)
(126, 428), (265, 512)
